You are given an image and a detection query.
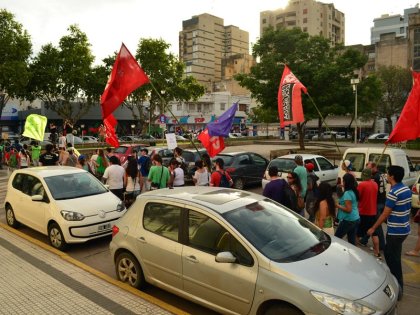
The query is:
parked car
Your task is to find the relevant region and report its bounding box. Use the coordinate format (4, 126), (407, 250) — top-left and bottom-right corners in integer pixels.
(261, 154), (338, 189)
(411, 173), (420, 216)
(338, 147), (418, 187)
(138, 134), (157, 146)
(81, 136), (98, 143)
(5, 167), (126, 250)
(113, 144), (148, 164)
(119, 135), (142, 142)
(66, 134), (83, 145)
(110, 187), (399, 315)
(181, 148), (208, 180)
(367, 133), (389, 141)
(19, 136), (52, 149)
(311, 131), (338, 140)
(214, 152), (269, 190)
(175, 135), (188, 141)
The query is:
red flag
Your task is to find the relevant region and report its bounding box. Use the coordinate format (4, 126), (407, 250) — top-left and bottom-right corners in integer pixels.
(197, 129), (225, 158)
(101, 43), (150, 119)
(386, 70), (420, 144)
(103, 114), (119, 147)
(278, 65), (307, 128)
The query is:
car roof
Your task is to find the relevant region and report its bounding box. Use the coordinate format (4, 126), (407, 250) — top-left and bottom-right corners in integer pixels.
(216, 151), (247, 156)
(117, 143), (147, 148)
(276, 153), (325, 160)
(141, 187), (264, 214)
(13, 166), (85, 178)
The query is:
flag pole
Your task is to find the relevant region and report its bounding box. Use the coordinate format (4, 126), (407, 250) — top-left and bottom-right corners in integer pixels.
(148, 80), (203, 155)
(306, 93), (341, 155)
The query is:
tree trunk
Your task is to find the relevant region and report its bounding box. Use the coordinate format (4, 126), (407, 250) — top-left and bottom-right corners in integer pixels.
(297, 122), (305, 150)
(317, 117), (322, 137)
(386, 116), (393, 134)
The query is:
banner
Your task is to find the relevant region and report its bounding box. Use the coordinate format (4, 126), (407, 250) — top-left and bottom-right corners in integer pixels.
(22, 114), (48, 141)
(207, 103), (238, 137)
(198, 129), (225, 157)
(103, 114), (119, 147)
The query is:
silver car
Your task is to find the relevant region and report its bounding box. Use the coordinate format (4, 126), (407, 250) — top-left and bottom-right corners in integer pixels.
(110, 187), (398, 315)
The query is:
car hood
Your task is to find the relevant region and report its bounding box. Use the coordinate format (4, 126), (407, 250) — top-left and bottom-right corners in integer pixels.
(269, 237), (387, 300)
(54, 192), (122, 216)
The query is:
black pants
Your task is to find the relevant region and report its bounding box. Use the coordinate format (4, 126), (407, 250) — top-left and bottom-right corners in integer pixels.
(384, 234), (407, 289)
(110, 188), (124, 201)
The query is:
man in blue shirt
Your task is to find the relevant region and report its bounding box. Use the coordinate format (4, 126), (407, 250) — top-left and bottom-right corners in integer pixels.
(262, 166), (287, 205)
(138, 148), (151, 191)
(368, 165), (411, 300)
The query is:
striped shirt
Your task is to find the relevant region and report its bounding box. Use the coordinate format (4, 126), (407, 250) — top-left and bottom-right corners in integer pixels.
(385, 182), (411, 236)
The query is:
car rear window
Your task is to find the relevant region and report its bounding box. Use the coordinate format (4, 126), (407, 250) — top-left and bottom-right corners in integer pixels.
(215, 155), (233, 166)
(269, 158), (296, 173)
(114, 147), (128, 154)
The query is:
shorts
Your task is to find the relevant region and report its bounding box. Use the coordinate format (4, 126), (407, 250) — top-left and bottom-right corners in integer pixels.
(359, 215), (378, 236)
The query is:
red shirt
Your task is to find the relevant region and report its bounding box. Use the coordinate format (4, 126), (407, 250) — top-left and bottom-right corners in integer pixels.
(357, 180), (378, 215)
(210, 170), (232, 187)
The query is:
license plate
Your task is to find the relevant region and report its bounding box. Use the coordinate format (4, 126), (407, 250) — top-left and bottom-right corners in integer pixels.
(98, 223), (111, 232)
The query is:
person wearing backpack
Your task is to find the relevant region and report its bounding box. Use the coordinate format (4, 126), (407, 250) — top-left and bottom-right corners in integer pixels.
(138, 148), (152, 191)
(210, 158), (233, 188)
(305, 162), (320, 222)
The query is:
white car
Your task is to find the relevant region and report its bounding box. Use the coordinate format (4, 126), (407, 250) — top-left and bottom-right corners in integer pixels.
(66, 134), (83, 145)
(81, 136), (98, 143)
(411, 173), (420, 213)
(110, 187), (398, 315)
(4, 167), (126, 250)
(368, 133), (389, 141)
(262, 154), (338, 189)
(311, 131), (338, 140)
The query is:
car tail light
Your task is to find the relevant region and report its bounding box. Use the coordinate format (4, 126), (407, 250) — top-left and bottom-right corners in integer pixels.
(412, 185), (418, 194)
(226, 167), (236, 173)
(112, 225), (119, 237)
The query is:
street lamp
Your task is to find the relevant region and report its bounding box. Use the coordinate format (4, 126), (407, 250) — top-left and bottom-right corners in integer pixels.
(351, 78), (360, 144)
(131, 124), (135, 143)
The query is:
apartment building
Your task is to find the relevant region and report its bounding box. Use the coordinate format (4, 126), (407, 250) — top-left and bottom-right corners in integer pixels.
(371, 6), (419, 44)
(179, 13), (253, 92)
(260, 0), (345, 45)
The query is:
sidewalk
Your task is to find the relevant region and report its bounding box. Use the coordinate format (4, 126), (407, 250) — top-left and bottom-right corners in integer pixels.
(0, 224), (185, 315)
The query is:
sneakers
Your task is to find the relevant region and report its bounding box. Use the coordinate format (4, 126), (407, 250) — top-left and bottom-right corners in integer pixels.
(373, 253), (382, 260)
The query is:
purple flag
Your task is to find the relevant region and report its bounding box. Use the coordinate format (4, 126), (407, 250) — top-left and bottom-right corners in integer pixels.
(207, 102), (238, 137)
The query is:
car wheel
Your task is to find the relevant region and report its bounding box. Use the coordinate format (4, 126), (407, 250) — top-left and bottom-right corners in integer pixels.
(5, 205), (19, 228)
(115, 252), (145, 289)
(233, 177), (245, 190)
(264, 304), (303, 315)
(48, 222), (67, 251)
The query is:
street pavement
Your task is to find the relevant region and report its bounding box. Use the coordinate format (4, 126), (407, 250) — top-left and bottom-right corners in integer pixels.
(0, 141), (419, 314)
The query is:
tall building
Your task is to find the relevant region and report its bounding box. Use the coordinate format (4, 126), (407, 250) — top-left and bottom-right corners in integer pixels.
(260, 0), (345, 45)
(371, 6), (419, 44)
(179, 13), (253, 92)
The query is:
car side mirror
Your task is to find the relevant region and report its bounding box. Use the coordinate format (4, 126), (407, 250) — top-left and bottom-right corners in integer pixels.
(334, 165), (338, 169)
(415, 164), (420, 172)
(215, 251), (237, 263)
(31, 195), (44, 202)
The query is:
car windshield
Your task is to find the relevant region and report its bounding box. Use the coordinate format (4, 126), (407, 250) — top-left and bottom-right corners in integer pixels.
(215, 155), (233, 166)
(269, 158), (296, 173)
(114, 146), (128, 154)
(44, 172), (108, 200)
(223, 199), (329, 262)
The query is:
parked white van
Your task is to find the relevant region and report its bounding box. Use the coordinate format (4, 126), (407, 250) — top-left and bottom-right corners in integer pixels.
(337, 147), (418, 187)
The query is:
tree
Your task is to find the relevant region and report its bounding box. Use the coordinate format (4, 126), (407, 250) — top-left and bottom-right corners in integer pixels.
(235, 27), (376, 149)
(0, 9), (32, 119)
(27, 25), (100, 125)
(374, 65), (412, 132)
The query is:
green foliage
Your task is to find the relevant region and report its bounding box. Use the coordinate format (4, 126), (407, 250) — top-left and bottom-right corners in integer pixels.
(0, 9), (32, 114)
(27, 25), (98, 124)
(375, 65), (412, 131)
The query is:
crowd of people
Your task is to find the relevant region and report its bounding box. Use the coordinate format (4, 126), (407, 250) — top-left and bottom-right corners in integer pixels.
(263, 155), (417, 301)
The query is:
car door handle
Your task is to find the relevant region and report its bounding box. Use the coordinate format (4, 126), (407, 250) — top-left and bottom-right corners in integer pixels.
(137, 236), (147, 243)
(185, 255), (199, 263)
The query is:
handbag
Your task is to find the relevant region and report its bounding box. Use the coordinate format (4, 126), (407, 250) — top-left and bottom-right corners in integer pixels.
(150, 166), (164, 190)
(414, 209), (420, 223)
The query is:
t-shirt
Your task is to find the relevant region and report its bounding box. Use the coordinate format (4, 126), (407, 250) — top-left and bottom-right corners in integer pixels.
(293, 165), (307, 197)
(357, 180), (378, 216)
(263, 178), (287, 204)
(31, 146), (41, 160)
(385, 182), (411, 236)
(148, 165), (170, 189)
(193, 169), (210, 186)
(210, 170), (232, 187)
(39, 152), (59, 166)
(103, 165), (125, 189)
(337, 190), (360, 222)
(58, 136), (66, 148)
(138, 155), (151, 176)
(172, 167), (185, 186)
(373, 171), (387, 205)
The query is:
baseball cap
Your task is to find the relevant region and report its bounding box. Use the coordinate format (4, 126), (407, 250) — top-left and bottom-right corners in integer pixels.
(343, 160), (353, 170)
(361, 168), (372, 181)
(305, 162), (315, 172)
(294, 155), (303, 162)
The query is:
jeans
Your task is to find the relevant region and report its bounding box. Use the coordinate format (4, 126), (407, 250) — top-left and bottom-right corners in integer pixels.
(384, 234), (407, 289)
(335, 219), (360, 245)
(110, 188), (124, 201)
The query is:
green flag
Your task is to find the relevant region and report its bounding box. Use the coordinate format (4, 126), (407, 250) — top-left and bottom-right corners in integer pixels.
(22, 114), (48, 141)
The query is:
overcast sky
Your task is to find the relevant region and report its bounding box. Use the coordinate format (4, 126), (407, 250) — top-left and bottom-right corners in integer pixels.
(2, 0), (419, 63)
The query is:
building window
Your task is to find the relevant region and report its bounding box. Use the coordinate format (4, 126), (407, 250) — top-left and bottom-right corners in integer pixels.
(220, 103), (226, 111)
(303, 8), (308, 14)
(238, 103), (247, 111)
(303, 27), (308, 32)
(262, 18), (266, 24)
(197, 104), (202, 112)
(400, 27), (404, 34)
(188, 103), (195, 112)
(303, 18), (307, 24)
(177, 104), (182, 111)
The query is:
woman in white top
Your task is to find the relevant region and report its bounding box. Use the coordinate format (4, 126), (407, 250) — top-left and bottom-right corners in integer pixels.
(168, 158), (185, 187)
(19, 149), (30, 168)
(193, 160), (210, 186)
(124, 157), (142, 207)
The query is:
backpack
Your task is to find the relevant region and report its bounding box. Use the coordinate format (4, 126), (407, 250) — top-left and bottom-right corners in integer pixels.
(217, 171), (231, 188)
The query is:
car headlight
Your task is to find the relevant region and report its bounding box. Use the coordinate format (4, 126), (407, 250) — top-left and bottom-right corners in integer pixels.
(311, 291), (375, 315)
(60, 210), (85, 221)
(116, 201), (125, 212)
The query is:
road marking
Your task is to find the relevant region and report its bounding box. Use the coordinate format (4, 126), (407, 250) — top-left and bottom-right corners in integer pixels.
(403, 258), (420, 284)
